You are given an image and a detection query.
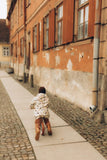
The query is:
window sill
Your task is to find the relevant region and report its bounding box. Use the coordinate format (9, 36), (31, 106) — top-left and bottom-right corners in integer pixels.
(43, 47), (50, 51)
(33, 50), (40, 54)
(41, 37), (94, 51)
(72, 37), (94, 46)
(54, 44), (64, 51)
(79, 1), (89, 9)
(42, 43), (64, 51)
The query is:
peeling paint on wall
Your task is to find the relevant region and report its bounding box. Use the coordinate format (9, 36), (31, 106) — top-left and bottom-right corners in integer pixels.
(55, 54), (60, 66)
(79, 52), (84, 62)
(70, 47), (74, 50)
(67, 59), (72, 71)
(65, 48), (69, 53)
(70, 52), (74, 56)
(43, 52), (50, 64)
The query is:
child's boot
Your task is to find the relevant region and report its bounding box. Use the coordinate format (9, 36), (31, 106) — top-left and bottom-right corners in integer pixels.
(35, 118), (42, 140)
(35, 127), (40, 140)
(47, 122), (52, 135)
(44, 118), (52, 135)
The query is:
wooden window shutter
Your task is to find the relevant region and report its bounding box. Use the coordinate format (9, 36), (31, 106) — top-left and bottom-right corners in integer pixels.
(63, 0), (74, 44)
(37, 23), (40, 51)
(49, 9), (55, 48)
(41, 19), (44, 50)
(88, 0), (96, 37)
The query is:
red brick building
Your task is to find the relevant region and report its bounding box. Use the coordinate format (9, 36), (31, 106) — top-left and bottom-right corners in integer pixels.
(7, 0), (107, 121)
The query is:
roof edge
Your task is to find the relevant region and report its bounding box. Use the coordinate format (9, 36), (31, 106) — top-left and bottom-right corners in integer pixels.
(7, 0), (17, 20)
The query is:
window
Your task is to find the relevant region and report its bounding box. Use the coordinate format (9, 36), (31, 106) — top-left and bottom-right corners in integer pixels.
(33, 24), (40, 52)
(55, 3), (63, 45)
(33, 25), (37, 51)
(78, 0), (89, 40)
(3, 47), (10, 56)
(43, 15), (49, 49)
(41, 9), (55, 50)
(20, 38), (24, 56)
(27, 0), (31, 6)
(27, 32), (31, 69)
(79, 0), (88, 6)
(11, 44), (13, 56)
(15, 42), (17, 57)
(28, 31), (31, 42)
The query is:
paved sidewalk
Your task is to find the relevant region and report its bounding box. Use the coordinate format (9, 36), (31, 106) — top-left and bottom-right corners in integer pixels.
(0, 70), (106, 160)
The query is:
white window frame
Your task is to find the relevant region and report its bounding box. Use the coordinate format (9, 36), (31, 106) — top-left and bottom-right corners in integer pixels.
(2, 47), (10, 56)
(43, 14), (49, 49)
(20, 38), (24, 57)
(33, 25), (37, 52)
(78, 0), (89, 40)
(55, 3), (63, 46)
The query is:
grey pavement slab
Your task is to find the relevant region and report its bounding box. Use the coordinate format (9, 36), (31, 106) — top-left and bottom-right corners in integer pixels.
(27, 126), (86, 147)
(34, 142), (105, 160)
(49, 109), (68, 127)
(0, 70), (106, 160)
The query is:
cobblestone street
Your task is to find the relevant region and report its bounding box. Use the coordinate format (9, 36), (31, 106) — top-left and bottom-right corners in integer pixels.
(15, 77), (107, 159)
(0, 80), (36, 160)
(0, 73), (107, 160)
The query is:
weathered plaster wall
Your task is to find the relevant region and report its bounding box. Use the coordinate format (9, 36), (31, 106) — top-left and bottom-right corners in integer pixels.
(36, 40), (93, 72)
(32, 40), (93, 110)
(33, 66), (92, 110)
(13, 62), (24, 76)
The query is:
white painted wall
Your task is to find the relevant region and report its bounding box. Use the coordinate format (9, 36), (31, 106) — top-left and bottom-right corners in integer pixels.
(13, 62), (24, 77)
(33, 66), (93, 111)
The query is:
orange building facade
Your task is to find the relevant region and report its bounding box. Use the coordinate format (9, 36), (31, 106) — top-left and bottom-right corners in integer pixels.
(7, 0), (107, 120)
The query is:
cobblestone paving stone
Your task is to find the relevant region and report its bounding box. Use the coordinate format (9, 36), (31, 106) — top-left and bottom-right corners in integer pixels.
(14, 77), (107, 160)
(0, 80), (36, 160)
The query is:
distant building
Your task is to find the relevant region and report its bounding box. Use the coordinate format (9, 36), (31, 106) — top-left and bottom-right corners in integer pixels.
(0, 19), (10, 68)
(7, 0), (107, 122)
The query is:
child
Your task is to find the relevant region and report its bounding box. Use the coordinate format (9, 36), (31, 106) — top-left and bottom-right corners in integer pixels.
(30, 87), (52, 141)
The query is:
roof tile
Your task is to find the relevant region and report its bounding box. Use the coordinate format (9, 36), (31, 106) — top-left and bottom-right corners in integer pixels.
(0, 19), (9, 43)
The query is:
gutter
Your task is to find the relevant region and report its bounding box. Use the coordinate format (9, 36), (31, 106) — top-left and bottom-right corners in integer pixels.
(23, 0), (27, 82)
(91, 0), (102, 112)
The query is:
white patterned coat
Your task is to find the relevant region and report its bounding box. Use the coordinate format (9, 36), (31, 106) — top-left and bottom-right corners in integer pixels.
(30, 93), (50, 119)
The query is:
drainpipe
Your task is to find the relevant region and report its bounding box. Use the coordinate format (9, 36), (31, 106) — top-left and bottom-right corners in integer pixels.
(92, 0), (102, 111)
(23, 0), (26, 82)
